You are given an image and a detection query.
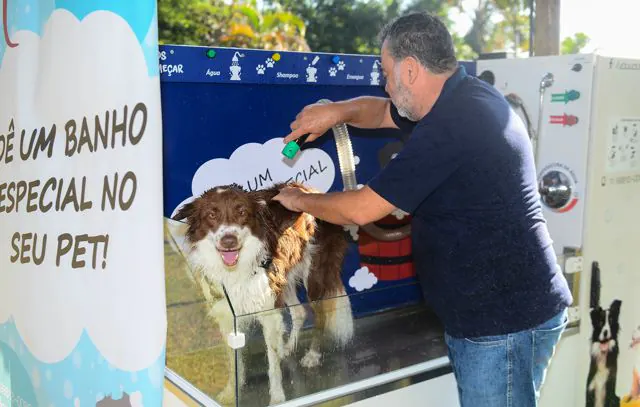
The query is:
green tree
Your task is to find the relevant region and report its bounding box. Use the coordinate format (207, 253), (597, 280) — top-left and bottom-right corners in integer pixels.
(264, 0), (399, 54)
(158, 0), (231, 45)
(490, 0), (531, 55)
(220, 1), (310, 51)
(402, 0), (476, 60)
(561, 32), (590, 54)
(451, 0), (533, 56)
(158, 0), (309, 51)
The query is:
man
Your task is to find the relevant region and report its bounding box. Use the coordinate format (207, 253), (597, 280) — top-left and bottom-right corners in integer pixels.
(273, 11), (573, 406)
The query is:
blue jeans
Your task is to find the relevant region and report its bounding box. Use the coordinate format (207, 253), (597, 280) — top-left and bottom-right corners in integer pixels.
(445, 308), (568, 407)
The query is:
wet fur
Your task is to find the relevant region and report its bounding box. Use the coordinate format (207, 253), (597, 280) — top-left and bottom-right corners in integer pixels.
(173, 181), (354, 404)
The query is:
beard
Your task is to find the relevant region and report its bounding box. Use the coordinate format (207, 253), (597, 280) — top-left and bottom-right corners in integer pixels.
(393, 78), (419, 122)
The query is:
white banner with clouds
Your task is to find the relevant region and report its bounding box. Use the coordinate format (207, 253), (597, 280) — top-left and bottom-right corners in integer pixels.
(0, 2), (165, 406)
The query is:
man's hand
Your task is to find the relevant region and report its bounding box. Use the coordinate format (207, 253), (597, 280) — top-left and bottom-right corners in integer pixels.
(272, 186), (307, 212)
(284, 102), (346, 144)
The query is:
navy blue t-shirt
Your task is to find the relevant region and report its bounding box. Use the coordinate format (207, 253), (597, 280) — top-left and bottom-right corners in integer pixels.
(367, 65), (573, 338)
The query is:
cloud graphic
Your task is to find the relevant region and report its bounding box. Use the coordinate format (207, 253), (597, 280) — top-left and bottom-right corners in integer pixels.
(130, 391), (144, 407)
(343, 224), (359, 241)
(0, 9), (165, 371)
(349, 267), (378, 292)
(171, 138), (336, 217)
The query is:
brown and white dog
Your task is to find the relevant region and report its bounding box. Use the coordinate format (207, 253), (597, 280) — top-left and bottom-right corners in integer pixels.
(172, 182), (354, 405)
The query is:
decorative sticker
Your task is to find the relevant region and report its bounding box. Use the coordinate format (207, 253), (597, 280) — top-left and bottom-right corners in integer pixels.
(551, 89), (581, 104)
(606, 118), (640, 174)
(549, 113), (579, 126)
(170, 138), (337, 218)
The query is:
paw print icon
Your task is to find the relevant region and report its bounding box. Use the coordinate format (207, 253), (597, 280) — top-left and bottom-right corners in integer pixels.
(256, 64), (266, 75)
(265, 58), (275, 68)
(337, 60), (346, 71)
(329, 67), (337, 77)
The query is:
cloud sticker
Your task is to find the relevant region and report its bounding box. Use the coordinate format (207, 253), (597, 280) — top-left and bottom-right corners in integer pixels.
(0, 9), (165, 371)
(343, 224), (359, 241)
(171, 138), (336, 217)
(349, 267), (378, 292)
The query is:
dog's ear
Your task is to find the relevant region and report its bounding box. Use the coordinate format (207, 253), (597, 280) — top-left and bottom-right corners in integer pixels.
(249, 185), (301, 232)
(172, 201), (195, 222)
(609, 299), (622, 320)
(590, 306), (603, 325)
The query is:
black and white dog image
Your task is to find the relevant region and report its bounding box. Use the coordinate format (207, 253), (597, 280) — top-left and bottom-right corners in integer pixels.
(586, 299), (622, 407)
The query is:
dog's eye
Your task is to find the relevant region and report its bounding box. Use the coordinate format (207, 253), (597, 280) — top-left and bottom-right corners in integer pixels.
(238, 207), (247, 216)
(207, 210), (218, 220)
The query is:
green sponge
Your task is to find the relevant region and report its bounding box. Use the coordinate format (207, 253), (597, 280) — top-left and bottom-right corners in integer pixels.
(281, 135), (309, 159)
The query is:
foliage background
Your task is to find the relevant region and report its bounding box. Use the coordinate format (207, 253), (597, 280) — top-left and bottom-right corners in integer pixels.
(158, 0), (590, 59)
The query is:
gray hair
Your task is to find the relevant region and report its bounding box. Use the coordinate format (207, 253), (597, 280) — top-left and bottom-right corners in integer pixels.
(378, 12), (458, 74)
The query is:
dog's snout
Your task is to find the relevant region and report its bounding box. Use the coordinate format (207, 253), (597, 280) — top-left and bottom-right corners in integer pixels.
(220, 234), (239, 249)
(603, 329), (609, 337)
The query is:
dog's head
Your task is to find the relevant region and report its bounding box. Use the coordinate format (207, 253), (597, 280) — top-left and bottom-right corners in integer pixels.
(590, 299), (622, 354)
(172, 184), (274, 270)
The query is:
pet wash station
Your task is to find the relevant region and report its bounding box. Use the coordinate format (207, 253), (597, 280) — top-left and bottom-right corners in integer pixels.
(160, 45), (640, 407)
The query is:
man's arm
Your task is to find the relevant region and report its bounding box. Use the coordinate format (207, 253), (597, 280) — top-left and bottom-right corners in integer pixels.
(284, 97), (399, 144)
(275, 185), (396, 226)
(338, 96), (399, 129)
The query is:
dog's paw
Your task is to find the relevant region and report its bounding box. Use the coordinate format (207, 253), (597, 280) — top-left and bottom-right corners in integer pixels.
(270, 388), (286, 405)
(300, 349), (321, 368)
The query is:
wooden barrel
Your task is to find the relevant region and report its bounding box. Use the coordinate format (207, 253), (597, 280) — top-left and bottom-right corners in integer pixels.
(357, 214), (415, 281)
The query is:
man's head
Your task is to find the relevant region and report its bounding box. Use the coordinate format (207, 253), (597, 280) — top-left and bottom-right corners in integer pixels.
(378, 12), (458, 121)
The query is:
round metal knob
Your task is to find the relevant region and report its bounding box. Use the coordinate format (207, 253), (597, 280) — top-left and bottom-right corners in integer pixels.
(539, 170), (573, 210)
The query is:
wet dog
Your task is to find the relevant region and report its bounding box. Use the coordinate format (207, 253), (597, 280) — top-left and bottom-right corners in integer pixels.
(172, 182), (353, 404)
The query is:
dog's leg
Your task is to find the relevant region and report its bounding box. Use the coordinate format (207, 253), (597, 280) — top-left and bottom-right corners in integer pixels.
(258, 311), (287, 404)
(300, 229), (352, 369)
(300, 301), (324, 369)
(283, 282), (307, 357)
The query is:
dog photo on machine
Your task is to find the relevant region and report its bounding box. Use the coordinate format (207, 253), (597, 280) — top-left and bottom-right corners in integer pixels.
(172, 181), (355, 405)
(586, 261), (622, 407)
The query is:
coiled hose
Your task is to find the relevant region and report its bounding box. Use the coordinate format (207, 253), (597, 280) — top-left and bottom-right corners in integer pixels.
(316, 99), (411, 242)
(505, 93), (535, 141)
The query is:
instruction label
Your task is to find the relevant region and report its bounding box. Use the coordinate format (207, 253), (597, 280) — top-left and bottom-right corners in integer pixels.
(606, 117), (639, 173)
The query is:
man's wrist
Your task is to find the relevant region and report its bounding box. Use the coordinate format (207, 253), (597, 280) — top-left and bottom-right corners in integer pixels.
(294, 191), (308, 212)
(335, 99), (358, 125)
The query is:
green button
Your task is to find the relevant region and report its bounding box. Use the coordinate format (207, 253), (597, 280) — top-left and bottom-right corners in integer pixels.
(282, 141), (301, 159)
(206, 49), (216, 58)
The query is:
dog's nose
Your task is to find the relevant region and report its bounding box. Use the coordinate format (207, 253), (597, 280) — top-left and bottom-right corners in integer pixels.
(603, 329), (609, 337)
(220, 234), (239, 249)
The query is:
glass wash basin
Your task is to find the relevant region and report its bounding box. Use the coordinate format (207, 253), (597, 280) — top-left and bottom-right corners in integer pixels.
(163, 218), (449, 407)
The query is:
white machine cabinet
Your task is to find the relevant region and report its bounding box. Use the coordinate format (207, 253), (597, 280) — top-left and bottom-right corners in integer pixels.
(475, 53), (640, 407)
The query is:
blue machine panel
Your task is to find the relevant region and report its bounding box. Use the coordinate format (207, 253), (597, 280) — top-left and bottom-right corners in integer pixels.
(159, 44), (477, 316)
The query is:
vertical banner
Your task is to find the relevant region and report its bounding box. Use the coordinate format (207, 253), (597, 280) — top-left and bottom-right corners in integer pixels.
(0, 1), (166, 406)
